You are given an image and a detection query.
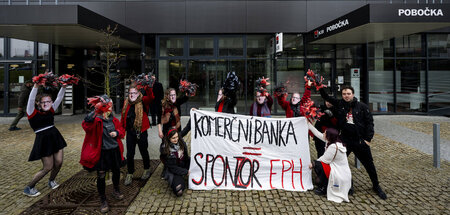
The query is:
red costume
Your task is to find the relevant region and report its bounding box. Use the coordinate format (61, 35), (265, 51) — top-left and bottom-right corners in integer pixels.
(277, 86), (311, 118)
(80, 116), (125, 169)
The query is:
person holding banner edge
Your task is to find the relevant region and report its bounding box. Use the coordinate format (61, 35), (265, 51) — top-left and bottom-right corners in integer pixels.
(319, 85), (387, 200)
(307, 122), (351, 203)
(160, 127), (190, 196)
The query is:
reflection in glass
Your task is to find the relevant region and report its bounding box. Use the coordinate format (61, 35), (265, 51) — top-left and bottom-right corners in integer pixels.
(38, 43), (49, 59)
(219, 37), (243, 56)
(247, 59), (273, 113)
(276, 59), (304, 114)
(9, 64), (33, 113)
(187, 60), (217, 110)
(159, 37), (184, 57)
(247, 35), (273, 58)
(396, 60), (426, 112)
(429, 59), (450, 112)
(308, 62), (332, 102)
(306, 44), (334, 58)
(38, 60), (48, 74)
(158, 60), (186, 92)
(282, 34), (304, 58)
(368, 40), (393, 58)
(428, 34), (450, 58)
(368, 59), (394, 113)
(10, 39), (34, 58)
(395, 34), (423, 58)
(189, 37), (214, 56)
(336, 44), (362, 59)
(0, 38), (4, 58)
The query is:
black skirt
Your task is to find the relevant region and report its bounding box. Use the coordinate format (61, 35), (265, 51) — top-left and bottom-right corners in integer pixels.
(95, 147), (122, 171)
(28, 126), (67, 161)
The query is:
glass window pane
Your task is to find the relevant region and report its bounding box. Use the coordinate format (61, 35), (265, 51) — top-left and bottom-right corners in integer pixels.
(247, 35), (273, 58)
(429, 59), (450, 112)
(159, 37), (184, 57)
(38, 43), (49, 59)
(219, 37), (243, 56)
(282, 34), (304, 58)
(38, 60), (48, 74)
(0, 64), (4, 113)
(217, 60), (246, 113)
(396, 59), (426, 112)
(368, 40), (393, 58)
(395, 34), (424, 58)
(428, 34), (450, 58)
(0, 38), (4, 58)
(275, 59), (304, 114)
(9, 64), (33, 113)
(368, 59), (394, 113)
(10, 38), (34, 58)
(337, 44), (362, 59)
(189, 37), (214, 56)
(306, 44), (334, 58)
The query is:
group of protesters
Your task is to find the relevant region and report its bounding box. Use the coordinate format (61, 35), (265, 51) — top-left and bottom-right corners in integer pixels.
(20, 69), (386, 213)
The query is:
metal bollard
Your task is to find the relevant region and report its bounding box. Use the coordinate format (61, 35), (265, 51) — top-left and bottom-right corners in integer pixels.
(433, 123), (440, 168)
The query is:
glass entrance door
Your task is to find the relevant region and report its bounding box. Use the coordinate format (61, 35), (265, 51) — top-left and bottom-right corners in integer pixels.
(8, 63), (33, 113)
(187, 60), (217, 111)
(306, 60), (334, 103)
(0, 64), (4, 114)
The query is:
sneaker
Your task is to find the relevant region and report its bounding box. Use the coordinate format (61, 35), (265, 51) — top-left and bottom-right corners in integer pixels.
(100, 200), (109, 213)
(124, 174), (133, 186)
(23, 186), (41, 197)
(112, 189), (124, 200)
(314, 187), (326, 196)
(373, 185), (387, 200)
(48, 180), (60, 189)
(8, 126), (21, 131)
(141, 169), (151, 180)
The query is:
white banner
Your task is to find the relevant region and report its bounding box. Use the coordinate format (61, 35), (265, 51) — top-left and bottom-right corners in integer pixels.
(188, 110), (313, 191)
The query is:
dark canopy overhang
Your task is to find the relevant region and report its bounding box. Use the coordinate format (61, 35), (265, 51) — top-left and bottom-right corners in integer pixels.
(0, 5), (140, 48)
(306, 4), (450, 44)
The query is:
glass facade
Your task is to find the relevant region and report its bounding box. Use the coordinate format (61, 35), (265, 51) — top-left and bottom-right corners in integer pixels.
(10, 38), (34, 58)
(0, 38), (4, 58)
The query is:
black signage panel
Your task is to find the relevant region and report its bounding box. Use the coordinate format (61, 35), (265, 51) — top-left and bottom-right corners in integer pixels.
(371, 4), (450, 23)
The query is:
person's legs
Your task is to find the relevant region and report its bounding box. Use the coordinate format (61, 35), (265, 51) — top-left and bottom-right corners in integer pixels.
(137, 132), (150, 170)
(27, 155), (54, 188)
(9, 109), (25, 130)
(313, 160), (328, 195)
(170, 175), (186, 197)
(126, 133), (137, 174)
(97, 171), (109, 212)
(111, 163), (124, 200)
(49, 149), (63, 181)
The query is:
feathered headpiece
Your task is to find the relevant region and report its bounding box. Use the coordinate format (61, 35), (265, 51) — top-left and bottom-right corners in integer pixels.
(57, 74), (80, 86)
(301, 98), (325, 121)
(274, 81), (289, 98)
(222, 71), (240, 95)
(87, 95), (113, 114)
(32, 71), (58, 88)
(304, 69), (325, 91)
(255, 76), (270, 94)
(179, 79), (198, 97)
(133, 72), (155, 89)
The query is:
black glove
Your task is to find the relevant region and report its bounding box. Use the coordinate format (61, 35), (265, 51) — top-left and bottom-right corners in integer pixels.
(84, 111), (96, 122)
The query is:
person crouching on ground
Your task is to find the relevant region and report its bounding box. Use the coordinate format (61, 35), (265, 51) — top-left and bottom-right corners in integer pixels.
(23, 83), (67, 197)
(121, 84), (154, 186)
(160, 127), (190, 197)
(80, 95), (125, 213)
(307, 121), (352, 203)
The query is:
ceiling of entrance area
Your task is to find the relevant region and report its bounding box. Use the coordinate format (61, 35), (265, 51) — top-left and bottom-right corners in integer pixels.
(0, 25), (140, 48)
(311, 23), (450, 44)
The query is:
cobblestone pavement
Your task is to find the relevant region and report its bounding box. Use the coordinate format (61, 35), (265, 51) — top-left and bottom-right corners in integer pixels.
(0, 115), (449, 214)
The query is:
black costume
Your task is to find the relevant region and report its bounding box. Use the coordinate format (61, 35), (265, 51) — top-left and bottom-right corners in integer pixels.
(150, 81), (164, 125)
(160, 140), (190, 196)
(313, 103), (338, 158)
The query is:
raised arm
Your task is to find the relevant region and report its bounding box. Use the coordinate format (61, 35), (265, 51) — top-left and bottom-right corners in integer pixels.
(319, 88), (339, 107)
(27, 85), (39, 115)
(276, 94), (289, 110)
(52, 86), (66, 110)
(143, 87), (155, 106)
(307, 122), (326, 142)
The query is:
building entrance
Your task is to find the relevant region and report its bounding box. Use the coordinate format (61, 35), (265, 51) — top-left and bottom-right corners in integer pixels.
(306, 60), (335, 103)
(1, 62), (33, 115)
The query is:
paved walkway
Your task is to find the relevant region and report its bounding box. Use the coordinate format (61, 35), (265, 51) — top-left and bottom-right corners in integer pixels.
(0, 114), (448, 214)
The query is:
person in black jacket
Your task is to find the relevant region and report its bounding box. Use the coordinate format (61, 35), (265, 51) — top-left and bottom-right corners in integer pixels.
(149, 75), (164, 126)
(319, 85), (387, 200)
(215, 88), (237, 114)
(313, 100), (338, 158)
(160, 127), (190, 196)
(9, 80), (33, 131)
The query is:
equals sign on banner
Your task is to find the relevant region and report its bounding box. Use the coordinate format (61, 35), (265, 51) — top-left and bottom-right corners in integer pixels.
(242, 147), (262, 156)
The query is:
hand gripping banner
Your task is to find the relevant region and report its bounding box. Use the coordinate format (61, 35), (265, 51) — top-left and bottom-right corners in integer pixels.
(189, 110), (313, 191)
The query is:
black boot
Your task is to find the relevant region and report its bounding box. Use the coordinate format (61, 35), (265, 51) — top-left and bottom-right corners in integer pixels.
(373, 185), (387, 200)
(314, 187), (326, 196)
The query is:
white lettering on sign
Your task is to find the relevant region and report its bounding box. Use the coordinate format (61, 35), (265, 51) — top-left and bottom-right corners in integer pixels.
(398, 7), (444, 17)
(326, 19), (349, 33)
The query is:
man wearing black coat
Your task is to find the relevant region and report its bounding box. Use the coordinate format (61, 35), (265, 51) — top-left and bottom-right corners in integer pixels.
(150, 76), (164, 126)
(319, 85), (387, 200)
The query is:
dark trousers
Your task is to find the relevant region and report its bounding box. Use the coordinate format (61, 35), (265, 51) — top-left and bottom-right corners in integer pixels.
(10, 108), (25, 128)
(345, 138), (380, 188)
(313, 137), (326, 158)
(170, 174), (186, 195)
(126, 130), (150, 174)
(149, 103), (161, 125)
(313, 160), (328, 189)
(97, 169), (120, 201)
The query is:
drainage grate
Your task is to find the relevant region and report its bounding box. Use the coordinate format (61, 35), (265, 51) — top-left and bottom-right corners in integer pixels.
(21, 160), (160, 215)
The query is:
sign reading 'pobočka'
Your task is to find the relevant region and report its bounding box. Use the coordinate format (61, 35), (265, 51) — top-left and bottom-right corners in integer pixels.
(188, 110), (313, 191)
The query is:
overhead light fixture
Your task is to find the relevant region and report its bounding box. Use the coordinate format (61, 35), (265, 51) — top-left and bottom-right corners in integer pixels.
(10, 64), (19, 68)
(41, 64), (46, 67)
(67, 64), (75, 69)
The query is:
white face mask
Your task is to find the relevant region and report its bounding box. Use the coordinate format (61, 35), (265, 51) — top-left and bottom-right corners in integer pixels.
(169, 91), (177, 103)
(256, 93), (265, 104)
(40, 98), (53, 111)
(129, 89), (139, 102)
(291, 94), (300, 105)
